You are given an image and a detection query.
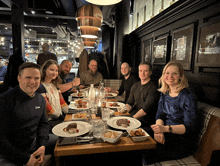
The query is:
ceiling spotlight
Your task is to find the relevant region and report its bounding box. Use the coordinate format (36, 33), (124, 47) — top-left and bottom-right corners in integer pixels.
(85, 0), (122, 5)
(31, 10), (35, 14)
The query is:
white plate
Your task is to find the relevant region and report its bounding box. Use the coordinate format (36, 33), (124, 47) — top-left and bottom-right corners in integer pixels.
(69, 101), (89, 110)
(52, 121), (91, 137)
(100, 129), (123, 143)
(105, 93), (117, 98)
(72, 113), (87, 121)
(106, 102), (125, 108)
(107, 116), (141, 130)
(71, 93), (83, 98)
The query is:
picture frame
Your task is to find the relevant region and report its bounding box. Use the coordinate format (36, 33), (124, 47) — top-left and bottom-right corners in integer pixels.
(195, 21), (220, 67)
(152, 36), (168, 65)
(143, 39), (152, 63)
(171, 23), (194, 70)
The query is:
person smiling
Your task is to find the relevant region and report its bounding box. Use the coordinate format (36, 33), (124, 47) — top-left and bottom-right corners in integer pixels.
(126, 62), (160, 129)
(0, 62), (49, 166)
(143, 61), (198, 164)
(79, 59), (103, 88)
(36, 60), (68, 131)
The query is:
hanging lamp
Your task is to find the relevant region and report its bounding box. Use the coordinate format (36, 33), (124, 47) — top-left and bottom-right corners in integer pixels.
(82, 37), (96, 48)
(76, 4), (103, 39)
(85, 0), (122, 6)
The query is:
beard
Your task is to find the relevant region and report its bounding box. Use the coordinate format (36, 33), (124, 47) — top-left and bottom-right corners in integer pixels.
(60, 70), (69, 78)
(122, 71), (130, 77)
(89, 69), (97, 75)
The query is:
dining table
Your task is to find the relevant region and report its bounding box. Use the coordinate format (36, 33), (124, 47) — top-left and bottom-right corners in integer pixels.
(53, 96), (157, 166)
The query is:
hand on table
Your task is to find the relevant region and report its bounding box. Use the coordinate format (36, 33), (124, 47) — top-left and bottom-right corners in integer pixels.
(79, 85), (85, 89)
(70, 88), (77, 93)
(105, 87), (111, 92)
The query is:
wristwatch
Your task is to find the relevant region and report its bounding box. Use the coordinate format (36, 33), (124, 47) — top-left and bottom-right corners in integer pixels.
(168, 125), (172, 133)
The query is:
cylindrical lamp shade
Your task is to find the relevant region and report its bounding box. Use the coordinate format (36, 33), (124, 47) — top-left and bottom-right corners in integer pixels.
(85, 0), (122, 6)
(76, 4), (103, 38)
(82, 38), (96, 48)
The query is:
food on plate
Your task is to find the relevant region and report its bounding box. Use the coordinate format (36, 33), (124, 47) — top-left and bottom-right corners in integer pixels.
(116, 119), (130, 127)
(78, 92), (82, 97)
(73, 113), (87, 119)
(109, 102), (119, 107)
(63, 123), (79, 134)
(101, 102), (106, 108)
(75, 99), (87, 108)
(118, 107), (127, 113)
(104, 131), (118, 139)
(130, 128), (145, 136)
(105, 93), (113, 97)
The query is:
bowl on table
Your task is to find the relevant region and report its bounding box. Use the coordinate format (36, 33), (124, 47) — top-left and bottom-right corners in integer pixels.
(101, 129), (123, 143)
(127, 128), (149, 142)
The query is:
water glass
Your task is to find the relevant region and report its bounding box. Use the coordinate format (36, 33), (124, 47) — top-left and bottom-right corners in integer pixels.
(91, 119), (105, 138)
(102, 108), (111, 121)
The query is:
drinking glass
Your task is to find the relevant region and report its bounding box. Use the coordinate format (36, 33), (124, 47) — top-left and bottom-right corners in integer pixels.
(90, 119), (105, 138)
(102, 108), (111, 122)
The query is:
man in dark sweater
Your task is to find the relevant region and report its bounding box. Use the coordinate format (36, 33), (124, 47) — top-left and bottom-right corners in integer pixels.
(58, 60), (80, 104)
(126, 62), (160, 129)
(107, 62), (138, 103)
(0, 63), (49, 166)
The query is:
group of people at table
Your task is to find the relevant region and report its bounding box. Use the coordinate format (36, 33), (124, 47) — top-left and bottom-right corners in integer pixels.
(0, 56), (198, 166)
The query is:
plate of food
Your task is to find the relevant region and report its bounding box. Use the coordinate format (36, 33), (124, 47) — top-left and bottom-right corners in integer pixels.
(105, 93), (117, 98)
(127, 128), (149, 142)
(106, 102), (125, 108)
(52, 121), (91, 137)
(69, 99), (89, 110)
(107, 116), (141, 130)
(71, 92), (83, 98)
(72, 113), (87, 121)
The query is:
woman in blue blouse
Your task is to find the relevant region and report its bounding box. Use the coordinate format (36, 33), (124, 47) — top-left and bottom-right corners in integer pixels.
(143, 61), (198, 164)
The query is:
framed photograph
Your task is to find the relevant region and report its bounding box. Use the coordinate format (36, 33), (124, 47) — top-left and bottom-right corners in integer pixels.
(152, 36), (168, 65)
(196, 21), (220, 67)
(171, 24), (194, 70)
(143, 39), (152, 63)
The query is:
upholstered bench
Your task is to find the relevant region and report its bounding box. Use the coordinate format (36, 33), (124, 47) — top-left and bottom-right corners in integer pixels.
(104, 79), (125, 101)
(143, 101), (220, 166)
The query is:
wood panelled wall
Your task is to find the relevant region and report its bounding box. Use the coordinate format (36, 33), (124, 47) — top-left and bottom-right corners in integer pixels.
(124, 0), (220, 107)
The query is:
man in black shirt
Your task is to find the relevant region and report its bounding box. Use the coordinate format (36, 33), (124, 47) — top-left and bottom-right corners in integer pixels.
(126, 62), (160, 128)
(0, 63), (49, 166)
(58, 60), (80, 104)
(107, 62), (138, 103)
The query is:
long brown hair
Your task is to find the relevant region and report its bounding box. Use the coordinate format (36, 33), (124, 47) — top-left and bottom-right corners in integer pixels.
(41, 59), (61, 88)
(158, 61), (189, 94)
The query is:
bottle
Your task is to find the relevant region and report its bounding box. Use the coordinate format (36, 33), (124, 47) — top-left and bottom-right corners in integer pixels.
(99, 82), (105, 100)
(89, 84), (96, 104)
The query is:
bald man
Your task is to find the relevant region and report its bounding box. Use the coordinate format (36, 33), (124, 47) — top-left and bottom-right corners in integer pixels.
(79, 59), (103, 89)
(107, 62), (138, 103)
(37, 43), (57, 66)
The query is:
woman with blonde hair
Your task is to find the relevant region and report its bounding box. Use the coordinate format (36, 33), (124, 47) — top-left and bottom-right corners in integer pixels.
(37, 59), (68, 131)
(143, 61), (198, 164)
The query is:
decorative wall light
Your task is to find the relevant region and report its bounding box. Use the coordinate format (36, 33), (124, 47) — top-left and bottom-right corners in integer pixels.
(85, 0), (122, 6)
(76, 4), (103, 39)
(82, 37), (97, 48)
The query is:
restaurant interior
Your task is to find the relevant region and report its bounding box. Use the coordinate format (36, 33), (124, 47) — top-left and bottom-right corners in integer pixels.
(0, 0), (220, 165)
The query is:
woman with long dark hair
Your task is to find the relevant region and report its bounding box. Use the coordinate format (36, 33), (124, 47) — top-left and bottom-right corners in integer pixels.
(37, 59), (68, 131)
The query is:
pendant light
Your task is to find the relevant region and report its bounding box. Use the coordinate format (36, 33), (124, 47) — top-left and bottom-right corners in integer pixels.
(85, 0), (122, 6)
(76, 4), (103, 39)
